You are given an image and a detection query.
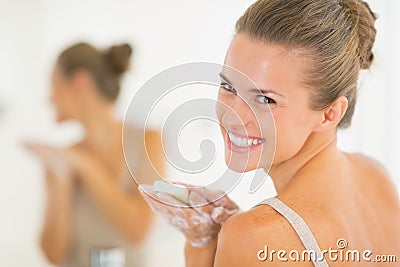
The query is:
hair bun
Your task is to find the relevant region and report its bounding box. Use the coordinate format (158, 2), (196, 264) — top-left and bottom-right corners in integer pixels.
(103, 43), (133, 75)
(347, 0), (377, 69)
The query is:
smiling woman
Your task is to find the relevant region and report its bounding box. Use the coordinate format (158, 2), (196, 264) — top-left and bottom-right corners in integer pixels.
(140, 0), (400, 266)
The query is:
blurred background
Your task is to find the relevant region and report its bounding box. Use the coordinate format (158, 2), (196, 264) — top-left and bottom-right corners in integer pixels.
(0, 0), (399, 266)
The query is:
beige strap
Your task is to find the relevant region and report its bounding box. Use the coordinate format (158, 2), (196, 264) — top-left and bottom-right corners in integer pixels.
(255, 198), (329, 267)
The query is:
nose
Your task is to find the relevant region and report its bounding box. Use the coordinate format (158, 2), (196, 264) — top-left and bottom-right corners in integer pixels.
(220, 95), (256, 132)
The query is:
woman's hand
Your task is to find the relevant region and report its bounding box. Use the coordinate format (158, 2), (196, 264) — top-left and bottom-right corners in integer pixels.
(139, 183), (240, 247)
(25, 141), (105, 178)
(188, 185), (240, 224)
(24, 142), (73, 180)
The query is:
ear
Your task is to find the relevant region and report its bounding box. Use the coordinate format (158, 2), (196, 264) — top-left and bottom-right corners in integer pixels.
(314, 96), (348, 131)
(69, 69), (96, 94)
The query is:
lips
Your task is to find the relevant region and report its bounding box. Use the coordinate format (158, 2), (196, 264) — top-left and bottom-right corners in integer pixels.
(226, 131), (266, 153)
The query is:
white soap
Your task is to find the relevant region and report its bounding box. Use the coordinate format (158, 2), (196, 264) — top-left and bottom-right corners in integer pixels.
(153, 181), (189, 204)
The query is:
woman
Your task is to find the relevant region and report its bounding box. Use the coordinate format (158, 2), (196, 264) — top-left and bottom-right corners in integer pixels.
(26, 43), (164, 266)
(140, 0), (400, 266)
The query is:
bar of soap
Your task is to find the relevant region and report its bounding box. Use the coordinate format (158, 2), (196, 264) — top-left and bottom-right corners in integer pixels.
(153, 181), (189, 204)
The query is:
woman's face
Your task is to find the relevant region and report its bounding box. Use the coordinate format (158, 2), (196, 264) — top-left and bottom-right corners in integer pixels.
(50, 64), (81, 122)
(216, 33), (323, 173)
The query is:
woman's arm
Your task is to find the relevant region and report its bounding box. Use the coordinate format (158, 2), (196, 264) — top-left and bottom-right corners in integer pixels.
(185, 239), (218, 267)
(77, 165), (154, 244)
(72, 130), (165, 244)
(40, 170), (73, 264)
(24, 143), (74, 264)
(213, 206), (309, 267)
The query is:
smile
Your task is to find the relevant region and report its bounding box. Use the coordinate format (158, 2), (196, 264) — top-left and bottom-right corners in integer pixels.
(227, 131), (266, 152)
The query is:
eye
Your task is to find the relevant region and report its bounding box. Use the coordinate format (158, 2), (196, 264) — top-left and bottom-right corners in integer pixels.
(220, 82), (236, 94)
(255, 95), (276, 105)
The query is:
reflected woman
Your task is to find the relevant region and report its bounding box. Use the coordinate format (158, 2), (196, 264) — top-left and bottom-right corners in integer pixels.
(27, 43), (164, 266)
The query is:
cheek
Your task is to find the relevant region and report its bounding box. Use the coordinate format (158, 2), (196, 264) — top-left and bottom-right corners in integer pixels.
(53, 87), (67, 105)
(272, 110), (315, 163)
(51, 87), (61, 106)
(258, 113), (276, 169)
(215, 95), (231, 132)
(215, 100), (224, 123)
(52, 85), (75, 114)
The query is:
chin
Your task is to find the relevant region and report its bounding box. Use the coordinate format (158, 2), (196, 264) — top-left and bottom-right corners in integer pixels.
(225, 162), (258, 173)
(55, 115), (65, 123)
(223, 135), (267, 172)
(224, 152), (261, 173)
(54, 111), (69, 123)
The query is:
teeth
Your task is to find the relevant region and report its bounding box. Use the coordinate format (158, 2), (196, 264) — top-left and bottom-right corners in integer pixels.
(228, 132), (265, 147)
(239, 138), (245, 146)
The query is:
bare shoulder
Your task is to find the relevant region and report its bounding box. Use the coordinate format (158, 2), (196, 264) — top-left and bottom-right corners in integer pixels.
(346, 152), (399, 206)
(214, 205), (311, 267)
(348, 152), (390, 176)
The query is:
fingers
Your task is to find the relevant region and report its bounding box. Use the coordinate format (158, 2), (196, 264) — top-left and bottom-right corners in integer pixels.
(23, 143), (73, 178)
(24, 143), (62, 165)
(151, 182), (240, 213)
(171, 181), (196, 189)
(188, 190), (208, 206)
(139, 183), (240, 221)
(138, 184), (161, 208)
(190, 186), (239, 211)
(211, 206), (240, 224)
(22, 141), (37, 151)
(139, 184), (188, 207)
(138, 184), (154, 194)
(138, 184), (200, 229)
(188, 191), (214, 215)
(158, 181), (238, 208)
(138, 183), (223, 248)
(156, 191), (187, 207)
(24, 142), (51, 156)
(139, 186), (170, 213)
(139, 184), (212, 222)
(188, 187), (240, 224)
(23, 141), (45, 150)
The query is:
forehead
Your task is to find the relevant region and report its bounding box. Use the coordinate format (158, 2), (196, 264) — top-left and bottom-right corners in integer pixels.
(222, 34), (306, 95)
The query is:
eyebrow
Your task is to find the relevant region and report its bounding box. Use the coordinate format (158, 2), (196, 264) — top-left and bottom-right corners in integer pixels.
(218, 72), (285, 98)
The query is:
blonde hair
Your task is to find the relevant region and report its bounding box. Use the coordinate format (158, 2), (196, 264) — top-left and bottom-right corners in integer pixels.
(235, 0), (377, 128)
